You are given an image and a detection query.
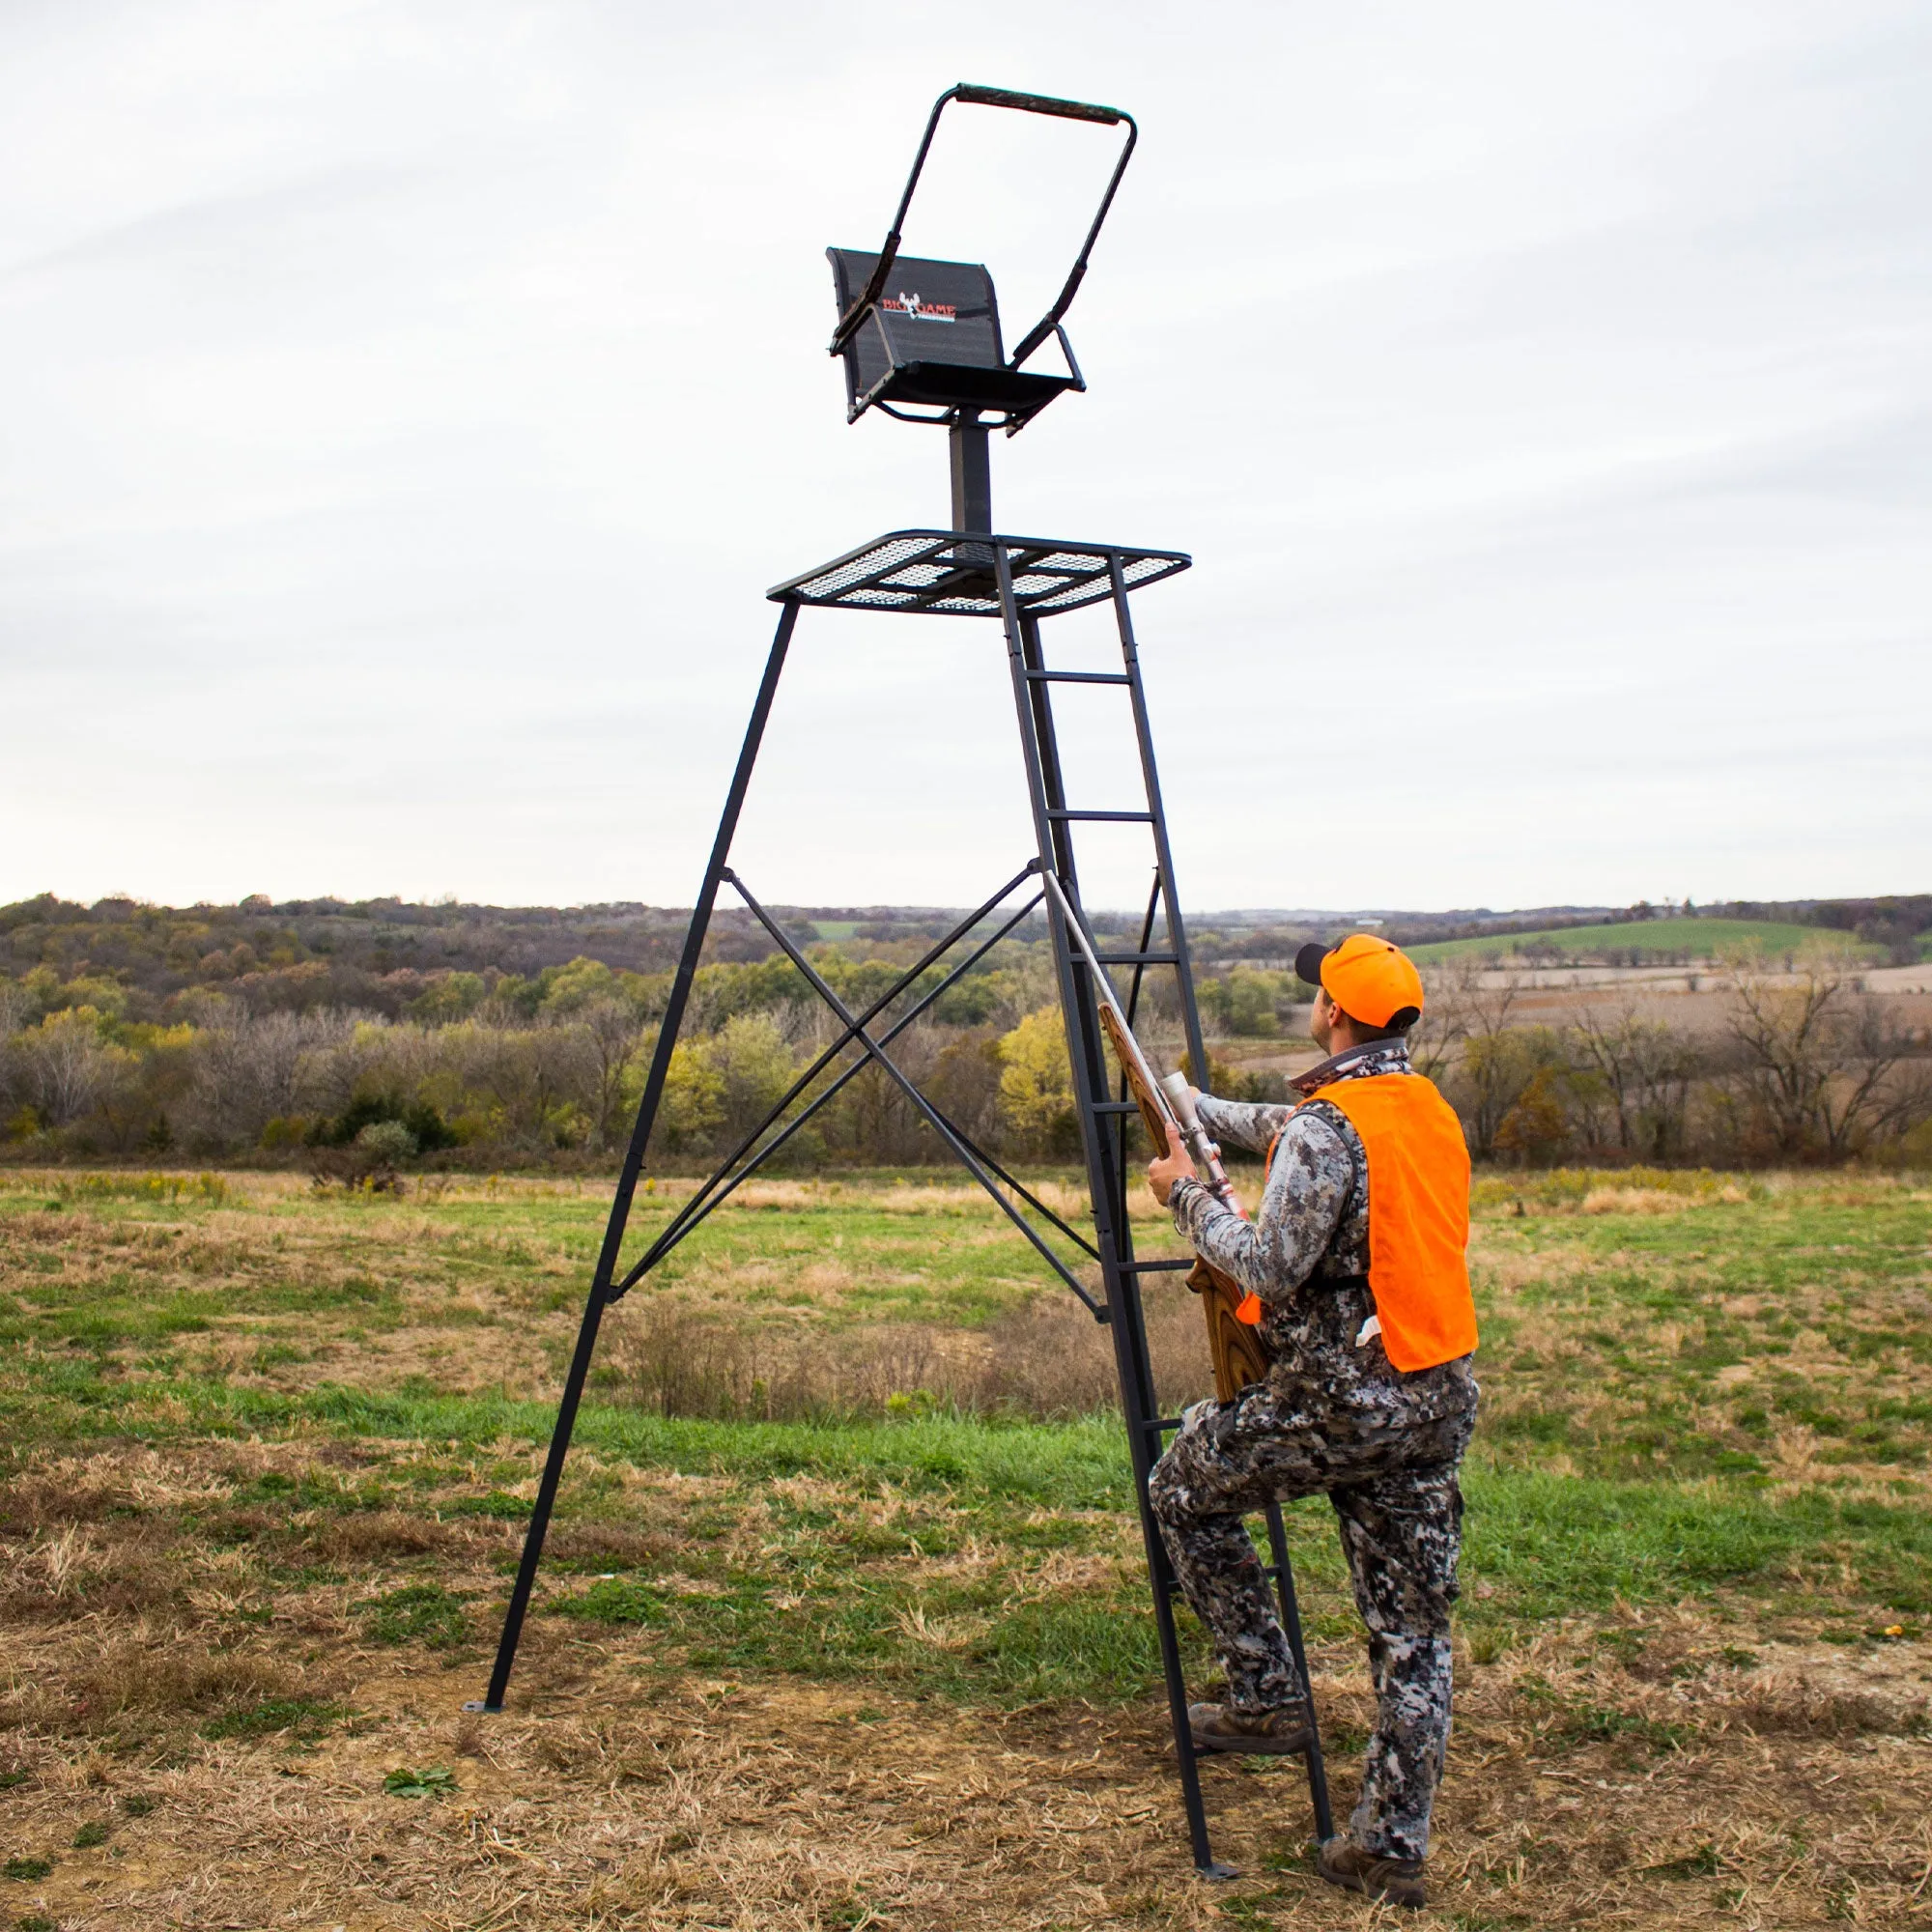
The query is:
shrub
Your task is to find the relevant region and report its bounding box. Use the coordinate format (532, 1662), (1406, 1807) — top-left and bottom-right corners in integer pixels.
(355, 1120), (418, 1166)
(1494, 1066), (1572, 1165)
(321, 1094), (456, 1151)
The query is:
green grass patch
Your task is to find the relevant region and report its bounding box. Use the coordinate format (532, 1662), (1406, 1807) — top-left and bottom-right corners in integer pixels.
(199, 1696), (349, 1742)
(1409, 918), (1868, 964)
(554, 1577), (666, 1625)
(355, 1583), (471, 1648)
(4, 1167), (1929, 1716)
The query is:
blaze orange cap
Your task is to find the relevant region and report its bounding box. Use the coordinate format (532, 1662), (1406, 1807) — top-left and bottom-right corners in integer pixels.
(1294, 932), (1425, 1030)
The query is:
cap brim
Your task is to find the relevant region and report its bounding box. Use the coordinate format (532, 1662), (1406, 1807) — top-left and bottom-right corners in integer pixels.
(1294, 941), (1331, 987)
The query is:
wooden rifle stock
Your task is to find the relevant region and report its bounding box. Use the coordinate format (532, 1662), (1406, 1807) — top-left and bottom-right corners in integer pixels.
(1039, 871), (1270, 1404)
(1094, 1002), (1271, 1403)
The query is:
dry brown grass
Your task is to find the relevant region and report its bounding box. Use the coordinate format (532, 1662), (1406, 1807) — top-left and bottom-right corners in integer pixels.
(0, 1571), (1927, 1929)
(596, 1280), (1214, 1423)
(0, 1423), (1928, 1927)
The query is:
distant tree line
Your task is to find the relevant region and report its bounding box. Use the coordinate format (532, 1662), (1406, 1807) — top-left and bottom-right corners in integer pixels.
(0, 910), (1314, 1170)
(3, 895), (1927, 1172)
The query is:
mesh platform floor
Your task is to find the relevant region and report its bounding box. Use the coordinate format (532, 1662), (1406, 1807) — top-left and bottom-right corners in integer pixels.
(768, 529), (1190, 617)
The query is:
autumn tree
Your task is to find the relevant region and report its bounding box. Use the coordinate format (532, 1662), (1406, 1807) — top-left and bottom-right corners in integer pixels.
(997, 1008), (1078, 1157)
(1725, 971), (1923, 1159)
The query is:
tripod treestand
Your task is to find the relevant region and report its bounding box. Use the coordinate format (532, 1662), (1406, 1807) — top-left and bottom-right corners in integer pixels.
(475, 83), (1331, 1879)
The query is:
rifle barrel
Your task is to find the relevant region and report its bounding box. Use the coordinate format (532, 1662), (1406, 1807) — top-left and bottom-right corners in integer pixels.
(1040, 873), (1243, 1216)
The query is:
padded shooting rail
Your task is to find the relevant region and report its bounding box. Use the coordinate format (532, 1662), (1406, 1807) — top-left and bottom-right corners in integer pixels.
(827, 82), (1136, 429)
(768, 529), (1189, 617)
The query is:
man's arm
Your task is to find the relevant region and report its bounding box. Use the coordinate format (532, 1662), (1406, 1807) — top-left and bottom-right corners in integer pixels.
(1193, 1093), (1295, 1156)
(1170, 1107), (1354, 1307)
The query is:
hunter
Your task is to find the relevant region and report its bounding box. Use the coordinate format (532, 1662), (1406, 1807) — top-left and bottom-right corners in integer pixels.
(1146, 933), (1478, 1913)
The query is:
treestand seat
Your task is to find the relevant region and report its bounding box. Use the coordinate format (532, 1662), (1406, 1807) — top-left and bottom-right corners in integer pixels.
(827, 247), (1081, 425)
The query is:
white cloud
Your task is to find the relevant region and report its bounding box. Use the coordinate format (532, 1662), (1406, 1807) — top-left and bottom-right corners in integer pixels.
(1, 0), (1926, 911)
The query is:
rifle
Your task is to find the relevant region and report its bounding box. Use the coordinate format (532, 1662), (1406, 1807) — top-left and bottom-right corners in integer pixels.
(1039, 875), (1271, 1402)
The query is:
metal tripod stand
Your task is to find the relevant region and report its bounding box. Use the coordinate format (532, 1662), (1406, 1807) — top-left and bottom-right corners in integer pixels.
(473, 77), (1331, 1877)
(472, 506), (1332, 1878)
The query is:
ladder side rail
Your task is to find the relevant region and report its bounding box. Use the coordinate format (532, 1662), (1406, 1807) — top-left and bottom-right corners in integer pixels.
(998, 561), (1223, 1877)
(1109, 559), (1336, 1848)
(1020, 611), (1190, 1638)
(1265, 1497), (1337, 1841)
(1018, 624), (1082, 890)
(1015, 610), (1153, 1403)
(1109, 558), (1212, 1088)
(1021, 609), (1165, 1433)
(476, 600), (800, 1716)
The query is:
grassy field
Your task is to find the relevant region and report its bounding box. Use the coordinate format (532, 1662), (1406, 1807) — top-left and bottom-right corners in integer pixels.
(1406, 918), (1871, 964)
(1, 1165), (1929, 1928)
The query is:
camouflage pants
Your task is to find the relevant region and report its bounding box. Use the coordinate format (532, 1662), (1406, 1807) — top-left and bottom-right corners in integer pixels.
(1147, 1378), (1475, 1862)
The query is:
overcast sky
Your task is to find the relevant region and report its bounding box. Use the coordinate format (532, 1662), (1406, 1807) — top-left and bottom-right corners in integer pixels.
(3, 0), (1927, 915)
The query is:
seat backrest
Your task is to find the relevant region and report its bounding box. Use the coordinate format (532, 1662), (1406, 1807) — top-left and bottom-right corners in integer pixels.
(828, 249), (1005, 395)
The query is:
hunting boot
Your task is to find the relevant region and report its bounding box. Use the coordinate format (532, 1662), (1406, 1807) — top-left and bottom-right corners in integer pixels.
(1318, 1837), (1428, 1911)
(1186, 1700), (1314, 1756)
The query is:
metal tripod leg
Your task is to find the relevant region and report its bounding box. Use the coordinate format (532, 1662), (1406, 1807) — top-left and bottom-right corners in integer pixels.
(471, 602), (800, 1715)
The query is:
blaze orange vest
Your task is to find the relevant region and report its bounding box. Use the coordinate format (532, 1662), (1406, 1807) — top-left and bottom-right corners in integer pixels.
(1266, 1072), (1478, 1372)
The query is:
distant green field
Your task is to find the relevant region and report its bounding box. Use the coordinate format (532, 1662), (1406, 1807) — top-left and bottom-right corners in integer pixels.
(1409, 917), (1869, 965)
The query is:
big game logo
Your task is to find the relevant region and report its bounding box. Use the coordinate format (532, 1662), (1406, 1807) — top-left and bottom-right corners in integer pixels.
(882, 291), (957, 323)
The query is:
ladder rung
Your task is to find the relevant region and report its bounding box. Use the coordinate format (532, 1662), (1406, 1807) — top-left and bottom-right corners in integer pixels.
(1152, 1415), (1186, 1431)
(1047, 809), (1155, 823)
(1095, 951), (1178, 965)
(1091, 1100), (1142, 1115)
(1121, 1258), (1194, 1273)
(1024, 668), (1133, 685)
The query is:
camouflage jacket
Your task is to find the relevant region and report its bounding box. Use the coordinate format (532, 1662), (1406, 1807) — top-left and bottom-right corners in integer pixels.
(1169, 1038), (1476, 1422)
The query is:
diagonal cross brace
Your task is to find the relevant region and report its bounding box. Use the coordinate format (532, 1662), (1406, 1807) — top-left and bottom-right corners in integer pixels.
(611, 862), (1046, 1296)
(724, 869), (1107, 1318)
(609, 879), (1071, 1299)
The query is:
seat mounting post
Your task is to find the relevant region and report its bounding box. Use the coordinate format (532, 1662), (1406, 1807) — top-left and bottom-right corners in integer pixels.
(949, 413), (992, 533)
